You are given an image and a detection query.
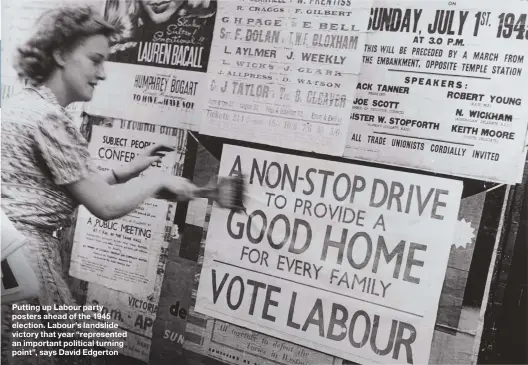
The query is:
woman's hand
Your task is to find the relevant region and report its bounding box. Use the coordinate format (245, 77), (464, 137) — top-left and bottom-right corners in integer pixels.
(113, 143), (175, 183)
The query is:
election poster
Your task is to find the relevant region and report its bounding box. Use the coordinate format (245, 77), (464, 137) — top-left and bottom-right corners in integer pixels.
(85, 0), (218, 130)
(177, 161), (339, 365)
(70, 125), (185, 296)
(194, 145), (463, 364)
(184, 200), (340, 365)
(344, 0), (528, 184)
(199, 0), (372, 155)
(171, 137), (514, 365)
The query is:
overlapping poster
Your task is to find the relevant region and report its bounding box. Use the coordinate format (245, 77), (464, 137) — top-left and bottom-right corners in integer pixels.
(85, 284), (160, 362)
(344, 0), (528, 183)
(86, 0), (218, 130)
(195, 145), (463, 364)
(70, 125), (184, 296)
(199, 0), (372, 155)
(149, 258), (196, 363)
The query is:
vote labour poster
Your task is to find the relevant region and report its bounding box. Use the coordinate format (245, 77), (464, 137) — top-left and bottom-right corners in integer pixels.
(70, 126), (183, 296)
(195, 145), (463, 364)
(199, 0), (372, 155)
(344, 0), (528, 184)
(85, 0), (218, 130)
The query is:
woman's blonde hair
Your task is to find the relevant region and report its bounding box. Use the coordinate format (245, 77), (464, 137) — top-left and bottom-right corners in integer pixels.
(14, 6), (116, 86)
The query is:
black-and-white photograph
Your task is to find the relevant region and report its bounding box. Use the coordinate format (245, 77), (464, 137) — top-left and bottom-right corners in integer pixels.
(1, 0), (527, 365)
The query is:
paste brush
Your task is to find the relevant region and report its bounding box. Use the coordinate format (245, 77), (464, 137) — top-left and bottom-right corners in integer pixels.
(194, 175), (247, 213)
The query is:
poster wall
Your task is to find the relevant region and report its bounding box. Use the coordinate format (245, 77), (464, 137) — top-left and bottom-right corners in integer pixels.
(85, 0), (218, 130)
(70, 125), (184, 296)
(344, 0), (528, 183)
(199, 0), (372, 155)
(194, 145), (463, 364)
(180, 140), (514, 365)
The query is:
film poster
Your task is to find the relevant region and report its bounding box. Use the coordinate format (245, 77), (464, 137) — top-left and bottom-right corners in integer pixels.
(194, 145), (463, 364)
(85, 0), (218, 130)
(344, 0), (528, 183)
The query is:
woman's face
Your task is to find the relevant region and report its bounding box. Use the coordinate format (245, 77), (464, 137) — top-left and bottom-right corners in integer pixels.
(140, 0), (183, 24)
(61, 34), (109, 103)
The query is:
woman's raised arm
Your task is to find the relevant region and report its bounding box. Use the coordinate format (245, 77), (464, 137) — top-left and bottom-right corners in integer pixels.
(33, 113), (189, 220)
(66, 173), (196, 221)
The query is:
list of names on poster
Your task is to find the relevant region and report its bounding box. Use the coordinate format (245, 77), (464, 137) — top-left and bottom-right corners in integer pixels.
(200, 0), (372, 155)
(344, 0), (528, 183)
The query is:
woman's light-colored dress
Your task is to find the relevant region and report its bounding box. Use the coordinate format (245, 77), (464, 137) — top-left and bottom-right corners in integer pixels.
(1, 85), (100, 365)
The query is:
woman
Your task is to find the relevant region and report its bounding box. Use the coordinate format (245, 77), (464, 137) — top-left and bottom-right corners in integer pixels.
(1, 6), (198, 364)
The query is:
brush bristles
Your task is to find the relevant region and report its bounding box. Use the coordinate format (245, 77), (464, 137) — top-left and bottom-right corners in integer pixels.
(216, 176), (246, 212)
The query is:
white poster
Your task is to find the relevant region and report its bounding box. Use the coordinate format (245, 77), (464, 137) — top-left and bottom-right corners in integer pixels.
(344, 0), (528, 183)
(195, 145), (463, 364)
(70, 126), (182, 296)
(199, 0), (372, 155)
(85, 0), (218, 130)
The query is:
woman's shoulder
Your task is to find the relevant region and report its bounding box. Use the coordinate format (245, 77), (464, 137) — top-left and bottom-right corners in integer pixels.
(4, 89), (62, 122)
(3, 88), (71, 129)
